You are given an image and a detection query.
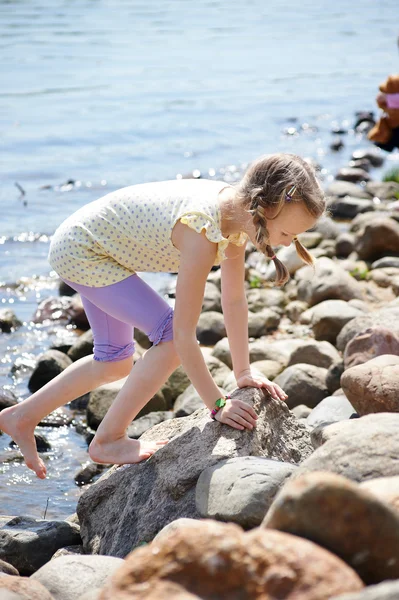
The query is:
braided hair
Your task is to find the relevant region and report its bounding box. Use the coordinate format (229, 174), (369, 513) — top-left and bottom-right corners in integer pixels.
(237, 153), (325, 285)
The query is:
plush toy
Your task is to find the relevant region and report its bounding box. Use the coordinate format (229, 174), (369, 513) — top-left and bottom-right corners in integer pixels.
(368, 74), (399, 152)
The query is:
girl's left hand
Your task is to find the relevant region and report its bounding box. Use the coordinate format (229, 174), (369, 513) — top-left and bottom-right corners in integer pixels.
(236, 369), (288, 402)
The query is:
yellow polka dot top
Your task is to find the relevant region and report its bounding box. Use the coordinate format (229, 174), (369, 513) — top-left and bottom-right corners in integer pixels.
(48, 179), (248, 287)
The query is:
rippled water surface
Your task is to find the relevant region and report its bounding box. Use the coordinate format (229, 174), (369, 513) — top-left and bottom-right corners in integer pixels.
(1, 0), (398, 518)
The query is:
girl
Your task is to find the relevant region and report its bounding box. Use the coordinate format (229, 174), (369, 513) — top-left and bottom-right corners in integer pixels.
(0, 153), (325, 479)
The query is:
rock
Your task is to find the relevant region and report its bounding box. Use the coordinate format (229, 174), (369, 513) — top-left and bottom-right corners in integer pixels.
(285, 300), (309, 322)
(263, 471), (399, 584)
(77, 388), (313, 556)
(10, 431), (51, 452)
(371, 256), (399, 269)
(287, 340), (341, 370)
(310, 300), (363, 344)
(306, 394), (356, 429)
(246, 288), (286, 312)
(343, 327), (399, 368)
(327, 197), (375, 219)
(59, 280), (76, 296)
(293, 413), (399, 481)
(127, 411), (173, 438)
(28, 350), (73, 393)
(174, 385), (205, 417)
(248, 309), (280, 336)
(366, 180), (399, 200)
(0, 516), (81, 575)
(51, 545), (85, 559)
(87, 379), (166, 429)
(211, 337), (233, 369)
(326, 181), (372, 199)
(336, 168), (371, 183)
(341, 355), (399, 415)
(100, 520), (363, 600)
(336, 305), (399, 352)
(330, 137), (344, 151)
(291, 404), (312, 419)
(0, 576), (54, 600)
(0, 389), (18, 412)
(249, 359), (283, 381)
(196, 456), (298, 528)
(296, 258), (363, 307)
(336, 233), (355, 258)
(201, 281), (221, 312)
(0, 309), (22, 333)
(31, 555), (124, 600)
(297, 231), (323, 248)
(153, 518), (201, 543)
(248, 338), (304, 366)
(273, 364), (329, 409)
(350, 210), (399, 233)
(0, 559), (19, 575)
(351, 149), (384, 167)
(196, 311), (226, 345)
(33, 295), (89, 329)
(67, 330), (94, 362)
(160, 365), (191, 408)
(74, 463), (109, 486)
(354, 218), (399, 261)
(368, 267), (399, 288)
(330, 580), (399, 600)
(326, 361), (345, 394)
(203, 354), (231, 386)
(312, 216), (341, 239)
(360, 476), (399, 514)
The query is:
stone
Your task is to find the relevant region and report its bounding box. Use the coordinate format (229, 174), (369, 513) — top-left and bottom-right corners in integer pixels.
(296, 258), (363, 307)
(196, 456), (298, 528)
(201, 281), (222, 312)
(67, 330), (94, 362)
(0, 516), (81, 575)
(360, 476), (399, 514)
(59, 280), (76, 296)
(312, 215), (341, 239)
(33, 295), (89, 329)
(74, 463), (109, 486)
(343, 327), (399, 368)
(285, 300), (309, 322)
(249, 359), (283, 380)
(174, 385), (205, 417)
(0, 309), (22, 333)
(31, 555), (124, 600)
(203, 354), (231, 386)
(366, 180), (399, 199)
(263, 471), (399, 584)
(327, 197), (374, 219)
(28, 350), (73, 393)
(248, 309), (280, 336)
(127, 411), (173, 439)
(248, 338), (304, 366)
(99, 520), (363, 600)
(351, 149), (384, 167)
(153, 518), (201, 543)
(336, 167), (371, 183)
(326, 361), (345, 394)
(0, 576), (54, 600)
(211, 337), (232, 369)
(326, 181), (372, 198)
(371, 256), (399, 269)
(51, 545), (85, 560)
(287, 340), (341, 369)
(336, 233), (355, 258)
(0, 559), (18, 575)
(291, 405), (312, 419)
(368, 267), (399, 288)
(336, 305), (399, 352)
(306, 395), (356, 429)
(246, 288), (286, 312)
(160, 365), (191, 408)
(292, 413), (399, 482)
(87, 379), (166, 429)
(330, 580), (399, 600)
(310, 300), (363, 344)
(340, 354), (399, 415)
(354, 218), (399, 261)
(77, 388), (313, 556)
(196, 311), (226, 345)
(273, 364), (329, 409)
(10, 431), (51, 452)
(0, 389), (17, 412)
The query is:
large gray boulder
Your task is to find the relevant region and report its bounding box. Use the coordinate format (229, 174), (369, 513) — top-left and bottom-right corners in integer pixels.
(296, 258), (363, 307)
(287, 340), (341, 370)
(310, 300), (363, 344)
(273, 364), (329, 409)
(77, 388), (313, 557)
(306, 394), (356, 430)
(196, 311), (226, 345)
(28, 350), (73, 393)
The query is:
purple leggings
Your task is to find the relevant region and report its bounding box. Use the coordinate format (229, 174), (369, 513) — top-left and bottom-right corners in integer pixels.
(63, 274), (174, 362)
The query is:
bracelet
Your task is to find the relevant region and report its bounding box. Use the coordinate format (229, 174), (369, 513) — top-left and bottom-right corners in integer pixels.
(210, 394), (231, 420)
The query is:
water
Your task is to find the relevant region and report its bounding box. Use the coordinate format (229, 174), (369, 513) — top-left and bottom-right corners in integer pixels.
(1, 0), (398, 518)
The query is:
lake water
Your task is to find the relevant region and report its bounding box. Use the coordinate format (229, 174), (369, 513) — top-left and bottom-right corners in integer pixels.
(0, 0), (398, 518)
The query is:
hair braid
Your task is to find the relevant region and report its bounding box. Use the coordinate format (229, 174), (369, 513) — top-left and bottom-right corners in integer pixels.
(252, 202), (290, 286)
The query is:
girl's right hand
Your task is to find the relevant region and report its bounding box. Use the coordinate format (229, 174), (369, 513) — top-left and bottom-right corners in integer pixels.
(214, 398), (258, 431)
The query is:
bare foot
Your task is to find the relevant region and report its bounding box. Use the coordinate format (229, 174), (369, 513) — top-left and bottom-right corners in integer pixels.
(89, 436), (168, 465)
(0, 406), (47, 479)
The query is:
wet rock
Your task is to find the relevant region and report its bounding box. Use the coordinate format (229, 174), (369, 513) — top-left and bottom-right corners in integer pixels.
(336, 232), (355, 258)
(10, 431), (51, 452)
(326, 181), (372, 199)
(127, 411), (173, 438)
(263, 471), (399, 585)
(306, 394), (356, 429)
(201, 281), (221, 312)
(354, 217), (399, 261)
(285, 300), (309, 322)
(351, 149), (384, 167)
(31, 555), (124, 600)
(28, 350), (73, 393)
(328, 196), (375, 219)
(343, 326), (399, 368)
(360, 476), (399, 514)
(0, 309), (22, 333)
(77, 388), (313, 556)
(248, 309), (280, 336)
(100, 520), (363, 600)
(336, 168), (371, 183)
(0, 576), (54, 600)
(0, 516), (81, 575)
(341, 354), (399, 415)
(336, 305), (399, 352)
(366, 180), (399, 200)
(246, 288), (286, 312)
(0, 558), (19, 575)
(348, 158), (372, 171)
(292, 413), (399, 481)
(287, 340), (341, 369)
(326, 361), (345, 394)
(39, 408), (73, 428)
(330, 580), (399, 600)
(67, 330), (94, 362)
(33, 295), (89, 329)
(196, 311), (226, 345)
(296, 258), (363, 306)
(75, 463), (109, 486)
(330, 136), (345, 151)
(310, 299), (363, 344)
(196, 456), (298, 528)
(273, 364), (329, 409)
(87, 379), (166, 429)
(0, 389), (17, 412)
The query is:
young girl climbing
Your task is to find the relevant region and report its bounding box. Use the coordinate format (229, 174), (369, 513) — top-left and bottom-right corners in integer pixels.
(0, 153), (325, 479)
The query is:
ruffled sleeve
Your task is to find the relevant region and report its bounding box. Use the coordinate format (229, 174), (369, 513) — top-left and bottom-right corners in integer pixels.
(179, 212), (248, 265)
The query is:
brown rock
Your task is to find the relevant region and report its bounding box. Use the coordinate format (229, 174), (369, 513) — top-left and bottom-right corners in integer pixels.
(100, 520), (363, 600)
(341, 355), (399, 415)
(360, 476), (399, 514)
(0, 576), (54, 600)
(263, 471), (399, 584)
(355, 217), (399, 261)
(337, 305), (399, 352)
(343, 327), (399, 368)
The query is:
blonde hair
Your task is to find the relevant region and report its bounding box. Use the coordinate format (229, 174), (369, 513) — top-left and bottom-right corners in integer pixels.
(236, 153), (326, 285)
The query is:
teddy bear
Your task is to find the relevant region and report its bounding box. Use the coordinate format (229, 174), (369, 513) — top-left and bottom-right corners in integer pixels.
(368, 74), (399, 152)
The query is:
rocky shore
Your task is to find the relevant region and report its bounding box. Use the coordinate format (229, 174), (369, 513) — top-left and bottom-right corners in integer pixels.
(1, 144), (399, 599)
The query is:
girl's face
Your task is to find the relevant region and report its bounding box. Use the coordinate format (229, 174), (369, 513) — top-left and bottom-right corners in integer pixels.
(266, 202), (317, 247)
